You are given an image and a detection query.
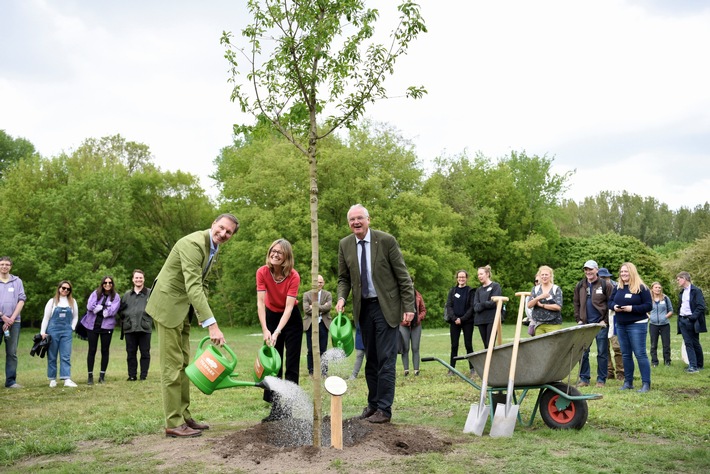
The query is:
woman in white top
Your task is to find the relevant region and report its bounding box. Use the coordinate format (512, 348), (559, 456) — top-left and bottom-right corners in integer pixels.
(41, 281), (79, 387)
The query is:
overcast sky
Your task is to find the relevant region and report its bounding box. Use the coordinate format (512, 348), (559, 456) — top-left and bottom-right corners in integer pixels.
(2, 0), (709, 210)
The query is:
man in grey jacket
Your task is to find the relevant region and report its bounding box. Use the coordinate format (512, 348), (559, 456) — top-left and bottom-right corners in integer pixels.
(121, 269), (152, 381)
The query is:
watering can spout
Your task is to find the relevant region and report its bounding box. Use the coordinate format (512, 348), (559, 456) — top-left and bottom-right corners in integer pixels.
(255, 379), (270, 390)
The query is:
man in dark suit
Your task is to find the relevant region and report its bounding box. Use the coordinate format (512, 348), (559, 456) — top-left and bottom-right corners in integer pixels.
(336, 204), (415, 423)
(146, 214), (239, 438)
(303, 274), (333, 375)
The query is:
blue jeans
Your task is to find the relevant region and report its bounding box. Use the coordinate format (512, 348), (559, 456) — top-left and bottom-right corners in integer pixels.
(616, 322), (651, 385)
(679, 317), (704, 369)
(579, 326), (609, 383)
(47, 327), (74, 379)
(4, 321), (20, 387)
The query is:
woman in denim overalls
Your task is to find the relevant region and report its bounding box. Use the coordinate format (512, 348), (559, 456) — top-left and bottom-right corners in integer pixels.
(41, 281), (79, 387)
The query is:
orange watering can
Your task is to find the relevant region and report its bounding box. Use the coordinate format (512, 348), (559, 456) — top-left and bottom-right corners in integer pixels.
(186, 337), (281, 394)
(329, 312), (354, 357)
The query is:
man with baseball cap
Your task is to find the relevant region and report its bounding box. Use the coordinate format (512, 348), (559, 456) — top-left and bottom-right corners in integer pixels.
(573, 260), (613, 387)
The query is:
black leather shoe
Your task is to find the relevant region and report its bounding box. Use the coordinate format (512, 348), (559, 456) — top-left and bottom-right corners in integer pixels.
(127, 377), (137, 381)
(359, 406), (377, 420)
(165, 424), (202, 438)
(367, 410), (391, 424)
(185, 418), (209, 430)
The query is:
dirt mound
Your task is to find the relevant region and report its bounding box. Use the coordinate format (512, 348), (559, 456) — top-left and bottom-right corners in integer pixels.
(217, 416), (457, 472)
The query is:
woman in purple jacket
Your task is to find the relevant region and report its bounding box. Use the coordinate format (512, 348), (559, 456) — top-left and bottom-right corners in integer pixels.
(80, 276), (121, 384)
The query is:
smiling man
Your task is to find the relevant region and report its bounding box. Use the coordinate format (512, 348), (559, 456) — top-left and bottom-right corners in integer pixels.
(336, 204), (414, 423)
(146, 214), (239, 438)
(574, 260), (613, 388)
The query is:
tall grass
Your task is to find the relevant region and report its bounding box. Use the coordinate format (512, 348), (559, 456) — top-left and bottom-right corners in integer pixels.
(1, 323), (708, 472)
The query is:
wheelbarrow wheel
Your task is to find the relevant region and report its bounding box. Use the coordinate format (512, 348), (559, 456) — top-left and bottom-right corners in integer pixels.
(539, 382), (588, 430)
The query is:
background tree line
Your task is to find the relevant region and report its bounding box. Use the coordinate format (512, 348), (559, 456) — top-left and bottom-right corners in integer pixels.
(1, 128), (708, 326)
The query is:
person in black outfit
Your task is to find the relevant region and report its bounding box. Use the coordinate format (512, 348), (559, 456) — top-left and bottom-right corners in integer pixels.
(445, 270), (475, 376)
(473, 265), (503, 349)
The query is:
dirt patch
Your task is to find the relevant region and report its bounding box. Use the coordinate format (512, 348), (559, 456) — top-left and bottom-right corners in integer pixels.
(14, 417), (458, 473)
(217, 416), (457, 472)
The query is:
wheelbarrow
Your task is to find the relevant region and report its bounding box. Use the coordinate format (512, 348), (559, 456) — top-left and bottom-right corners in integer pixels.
(423, 323), (605, 430)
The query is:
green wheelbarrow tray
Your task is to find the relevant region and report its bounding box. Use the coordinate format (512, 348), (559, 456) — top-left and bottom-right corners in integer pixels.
(422, 323), (606, 430)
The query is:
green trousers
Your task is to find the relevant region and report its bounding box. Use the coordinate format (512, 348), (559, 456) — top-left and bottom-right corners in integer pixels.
(156, 317), (192, 428)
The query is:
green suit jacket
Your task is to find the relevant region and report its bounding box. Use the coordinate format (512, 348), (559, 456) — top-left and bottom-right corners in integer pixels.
(146, 229), (216, 328)
(337, 229), (415, 328)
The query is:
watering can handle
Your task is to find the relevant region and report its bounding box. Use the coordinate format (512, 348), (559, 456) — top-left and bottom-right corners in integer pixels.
(196, 336), (237, 363)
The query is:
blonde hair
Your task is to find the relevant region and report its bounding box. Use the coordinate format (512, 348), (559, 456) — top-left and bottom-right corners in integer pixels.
(477, 265), (492, 277)
(537, 265), (554, 284)
(266, 238), (295, 276)
(650, 281), (665, 299)
(618, 262), (646, 294)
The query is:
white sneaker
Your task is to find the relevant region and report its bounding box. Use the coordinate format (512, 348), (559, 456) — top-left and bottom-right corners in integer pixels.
(49, 380), (57, 388)
(63, 379), (78, 387)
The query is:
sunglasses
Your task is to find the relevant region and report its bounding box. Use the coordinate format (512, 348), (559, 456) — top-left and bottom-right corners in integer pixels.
(103, 281), (114, 285)
(60, 286), (72, 292)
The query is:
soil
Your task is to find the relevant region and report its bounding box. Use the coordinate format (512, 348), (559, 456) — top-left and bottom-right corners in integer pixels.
(16, 416), (459, 473)
(217, 416), (457, 472)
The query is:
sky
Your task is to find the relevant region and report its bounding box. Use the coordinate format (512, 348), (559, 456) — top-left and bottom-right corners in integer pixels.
(1, 0), (709, 210)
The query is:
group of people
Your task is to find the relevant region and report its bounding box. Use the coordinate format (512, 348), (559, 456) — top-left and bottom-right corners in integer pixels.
(0, 255), (153, 390)
(442, 258), (707, 395)
(145, 207), (416, 438)
(3, 208), (707, 438)
(444, 265), (507, 376)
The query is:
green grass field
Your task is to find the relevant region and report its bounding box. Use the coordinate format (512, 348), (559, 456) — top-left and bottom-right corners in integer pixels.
(1, 323), (708, 473)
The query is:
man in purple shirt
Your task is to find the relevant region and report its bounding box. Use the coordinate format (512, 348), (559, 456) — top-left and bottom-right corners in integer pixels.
(0, 256), (27, 389)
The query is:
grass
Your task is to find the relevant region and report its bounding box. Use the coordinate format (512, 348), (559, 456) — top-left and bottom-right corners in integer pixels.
(0, 323), (709, 473)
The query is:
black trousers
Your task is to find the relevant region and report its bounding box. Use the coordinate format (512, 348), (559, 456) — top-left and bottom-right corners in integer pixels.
(125, 331), (151, 379)
(263, 305), (302, 403)
(360, 299), (398, 417)
(87, 330), (113, 373)
(305, 319), (329, 375)
(449, 322), (474, 369)
(477, 322), (495, 349)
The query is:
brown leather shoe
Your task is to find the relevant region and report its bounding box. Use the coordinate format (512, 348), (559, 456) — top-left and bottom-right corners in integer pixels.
(367, 410), (391, 424)
(185, 418), (209, 430)
(359, 406), (377, 420)
(577, 381), (589, 388)
(165, 423), (202, 438)
(595, 382), (606, 388)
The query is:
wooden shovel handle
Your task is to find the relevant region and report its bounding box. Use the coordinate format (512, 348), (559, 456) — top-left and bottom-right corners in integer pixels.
(479, 296), (509, 404)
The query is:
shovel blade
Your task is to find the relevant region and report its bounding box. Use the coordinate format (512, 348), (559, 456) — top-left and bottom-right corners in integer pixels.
(463, 403), (490, 436)
(489, 403), (519, 438)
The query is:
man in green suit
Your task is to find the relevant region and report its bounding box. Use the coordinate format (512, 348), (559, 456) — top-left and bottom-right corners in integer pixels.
(336, 204), (414, 424)
(146, 213), (239, 438)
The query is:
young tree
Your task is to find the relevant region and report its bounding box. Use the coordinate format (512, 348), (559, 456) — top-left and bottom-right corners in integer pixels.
(221, 1), (427, 445)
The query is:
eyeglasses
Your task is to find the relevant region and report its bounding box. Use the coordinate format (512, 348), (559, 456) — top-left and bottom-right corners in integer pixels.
(60, 287), (72, 292)
(270, 250), (284, 256)
(103, 281), (113, 286)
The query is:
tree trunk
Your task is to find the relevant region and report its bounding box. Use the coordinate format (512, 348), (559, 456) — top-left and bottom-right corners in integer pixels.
(308, 132), (323, 448)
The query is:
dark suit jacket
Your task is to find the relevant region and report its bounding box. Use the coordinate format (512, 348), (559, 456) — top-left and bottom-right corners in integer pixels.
(337, 229), (415, 328)
(146, 229), (216, 328)
(302, 289), (333, 331)
(677, 285), (707, 334)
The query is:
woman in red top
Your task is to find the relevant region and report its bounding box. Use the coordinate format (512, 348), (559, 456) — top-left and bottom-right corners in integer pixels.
(257, 238), (302, 422)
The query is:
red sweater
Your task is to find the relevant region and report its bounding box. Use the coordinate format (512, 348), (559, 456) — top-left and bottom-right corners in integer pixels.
(256, 265), (300, 312)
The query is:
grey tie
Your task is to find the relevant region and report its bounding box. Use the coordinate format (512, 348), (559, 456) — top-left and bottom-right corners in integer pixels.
(359, 240), (369, 297)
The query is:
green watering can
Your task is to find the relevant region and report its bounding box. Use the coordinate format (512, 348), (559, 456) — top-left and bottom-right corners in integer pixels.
(329, 312), (354, 357)
(186, 337), (281, 395)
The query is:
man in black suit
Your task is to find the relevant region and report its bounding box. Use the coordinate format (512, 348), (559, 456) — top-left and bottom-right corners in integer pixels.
(336, 204), (415, 423)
